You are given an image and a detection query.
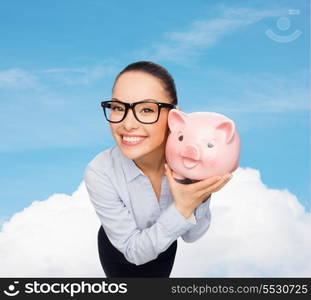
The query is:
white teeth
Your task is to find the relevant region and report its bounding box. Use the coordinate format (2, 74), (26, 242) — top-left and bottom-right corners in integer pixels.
(122, 136), (144, 143)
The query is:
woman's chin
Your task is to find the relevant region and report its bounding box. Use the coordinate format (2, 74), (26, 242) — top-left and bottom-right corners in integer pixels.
(120, 144), (165, 162)
(118, 143), (148, 160)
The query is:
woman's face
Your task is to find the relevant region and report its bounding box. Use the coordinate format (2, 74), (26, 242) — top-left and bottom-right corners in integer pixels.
(110, 71), (173, 161)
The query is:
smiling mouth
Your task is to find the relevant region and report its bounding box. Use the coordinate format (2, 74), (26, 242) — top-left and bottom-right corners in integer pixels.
(120, 134), (147, 145)
(182, 157), (199, 169)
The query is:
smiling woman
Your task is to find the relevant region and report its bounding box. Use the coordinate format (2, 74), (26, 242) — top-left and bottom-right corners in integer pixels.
(83, 61), (231, 278)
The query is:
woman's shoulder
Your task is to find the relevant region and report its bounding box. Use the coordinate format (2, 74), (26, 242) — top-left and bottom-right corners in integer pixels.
(85, 145), (121, 175)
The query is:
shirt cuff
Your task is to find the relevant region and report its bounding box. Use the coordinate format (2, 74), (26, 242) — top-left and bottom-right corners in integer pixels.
(194, 194), (211, 220)
(158, 203), (196, 237)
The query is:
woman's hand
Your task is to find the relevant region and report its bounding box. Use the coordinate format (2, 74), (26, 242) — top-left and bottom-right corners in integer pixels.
(164, 163), (232, 219)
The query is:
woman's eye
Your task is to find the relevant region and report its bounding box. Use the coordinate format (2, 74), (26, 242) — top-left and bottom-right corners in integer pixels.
(142, 108), (154, 113)
(178, 135), (183, 141)
(111, 106), (124, 111)
(207, 142), (214, 148)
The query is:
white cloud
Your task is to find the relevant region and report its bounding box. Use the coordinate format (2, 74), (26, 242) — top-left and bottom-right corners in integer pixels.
(140, 7), (287, 64)
(0, 68), (41, 90)
(172, 168), (311, 277)
(37, 63), (118, 86)
(0, 185), (103, 277)
(187, 69), (310, 114)
(0, 167), (310, 277)
(0, 216), (9, 231)
(0, 61), (119, 90)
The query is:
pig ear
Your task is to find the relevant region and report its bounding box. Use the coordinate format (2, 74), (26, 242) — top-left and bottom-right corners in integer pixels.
(168, 109), (188, 131)
(216, 120), (235, 144)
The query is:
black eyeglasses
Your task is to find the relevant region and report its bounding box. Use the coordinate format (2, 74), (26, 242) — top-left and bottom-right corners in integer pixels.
(101, 99), (176, 124)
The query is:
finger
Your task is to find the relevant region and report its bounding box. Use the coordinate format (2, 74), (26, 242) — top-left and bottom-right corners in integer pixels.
(207, 175), (232, 193)
(197, 174), (232, 198)
(192, 174), (223, 191)
(164, 164), (176, 185)
(164, 163), (171, 177)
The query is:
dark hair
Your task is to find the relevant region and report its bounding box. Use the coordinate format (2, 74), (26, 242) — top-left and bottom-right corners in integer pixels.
(112, 61), (178, 105)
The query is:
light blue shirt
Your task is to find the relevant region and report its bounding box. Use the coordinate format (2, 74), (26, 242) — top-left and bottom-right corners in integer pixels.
(83, 145), (212, 266)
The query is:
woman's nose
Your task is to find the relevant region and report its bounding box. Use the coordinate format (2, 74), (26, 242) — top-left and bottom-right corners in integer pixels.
(122, 108), (139, 130)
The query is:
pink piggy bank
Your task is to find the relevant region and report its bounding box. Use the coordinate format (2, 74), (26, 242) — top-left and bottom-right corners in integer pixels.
(165, 109), (240, 183)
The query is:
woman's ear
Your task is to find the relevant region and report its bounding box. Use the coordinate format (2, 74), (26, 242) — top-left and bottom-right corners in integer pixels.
(175, 106), (182, 111)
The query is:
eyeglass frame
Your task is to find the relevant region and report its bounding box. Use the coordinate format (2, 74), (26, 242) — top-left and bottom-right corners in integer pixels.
(101, 98), (176, 124)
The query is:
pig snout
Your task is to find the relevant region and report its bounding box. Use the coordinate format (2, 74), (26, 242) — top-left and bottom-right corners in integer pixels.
(181, 144), (200, 160)
(180, 144), (201, 169)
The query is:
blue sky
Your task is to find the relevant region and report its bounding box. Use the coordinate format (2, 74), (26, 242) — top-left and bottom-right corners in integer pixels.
(0, 0), (310, 224)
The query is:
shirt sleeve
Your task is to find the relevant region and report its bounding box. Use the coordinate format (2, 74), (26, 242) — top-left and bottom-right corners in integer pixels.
(84, 165), (196, 266)
(180, 195), (212, 243)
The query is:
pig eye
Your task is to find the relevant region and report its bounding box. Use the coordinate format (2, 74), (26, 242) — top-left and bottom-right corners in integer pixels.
(207, 142), (214, 148)
(178, 135), (183, 141)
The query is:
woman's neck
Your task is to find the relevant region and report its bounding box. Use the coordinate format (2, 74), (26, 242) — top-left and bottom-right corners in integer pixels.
(133, 144), (166, 177)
